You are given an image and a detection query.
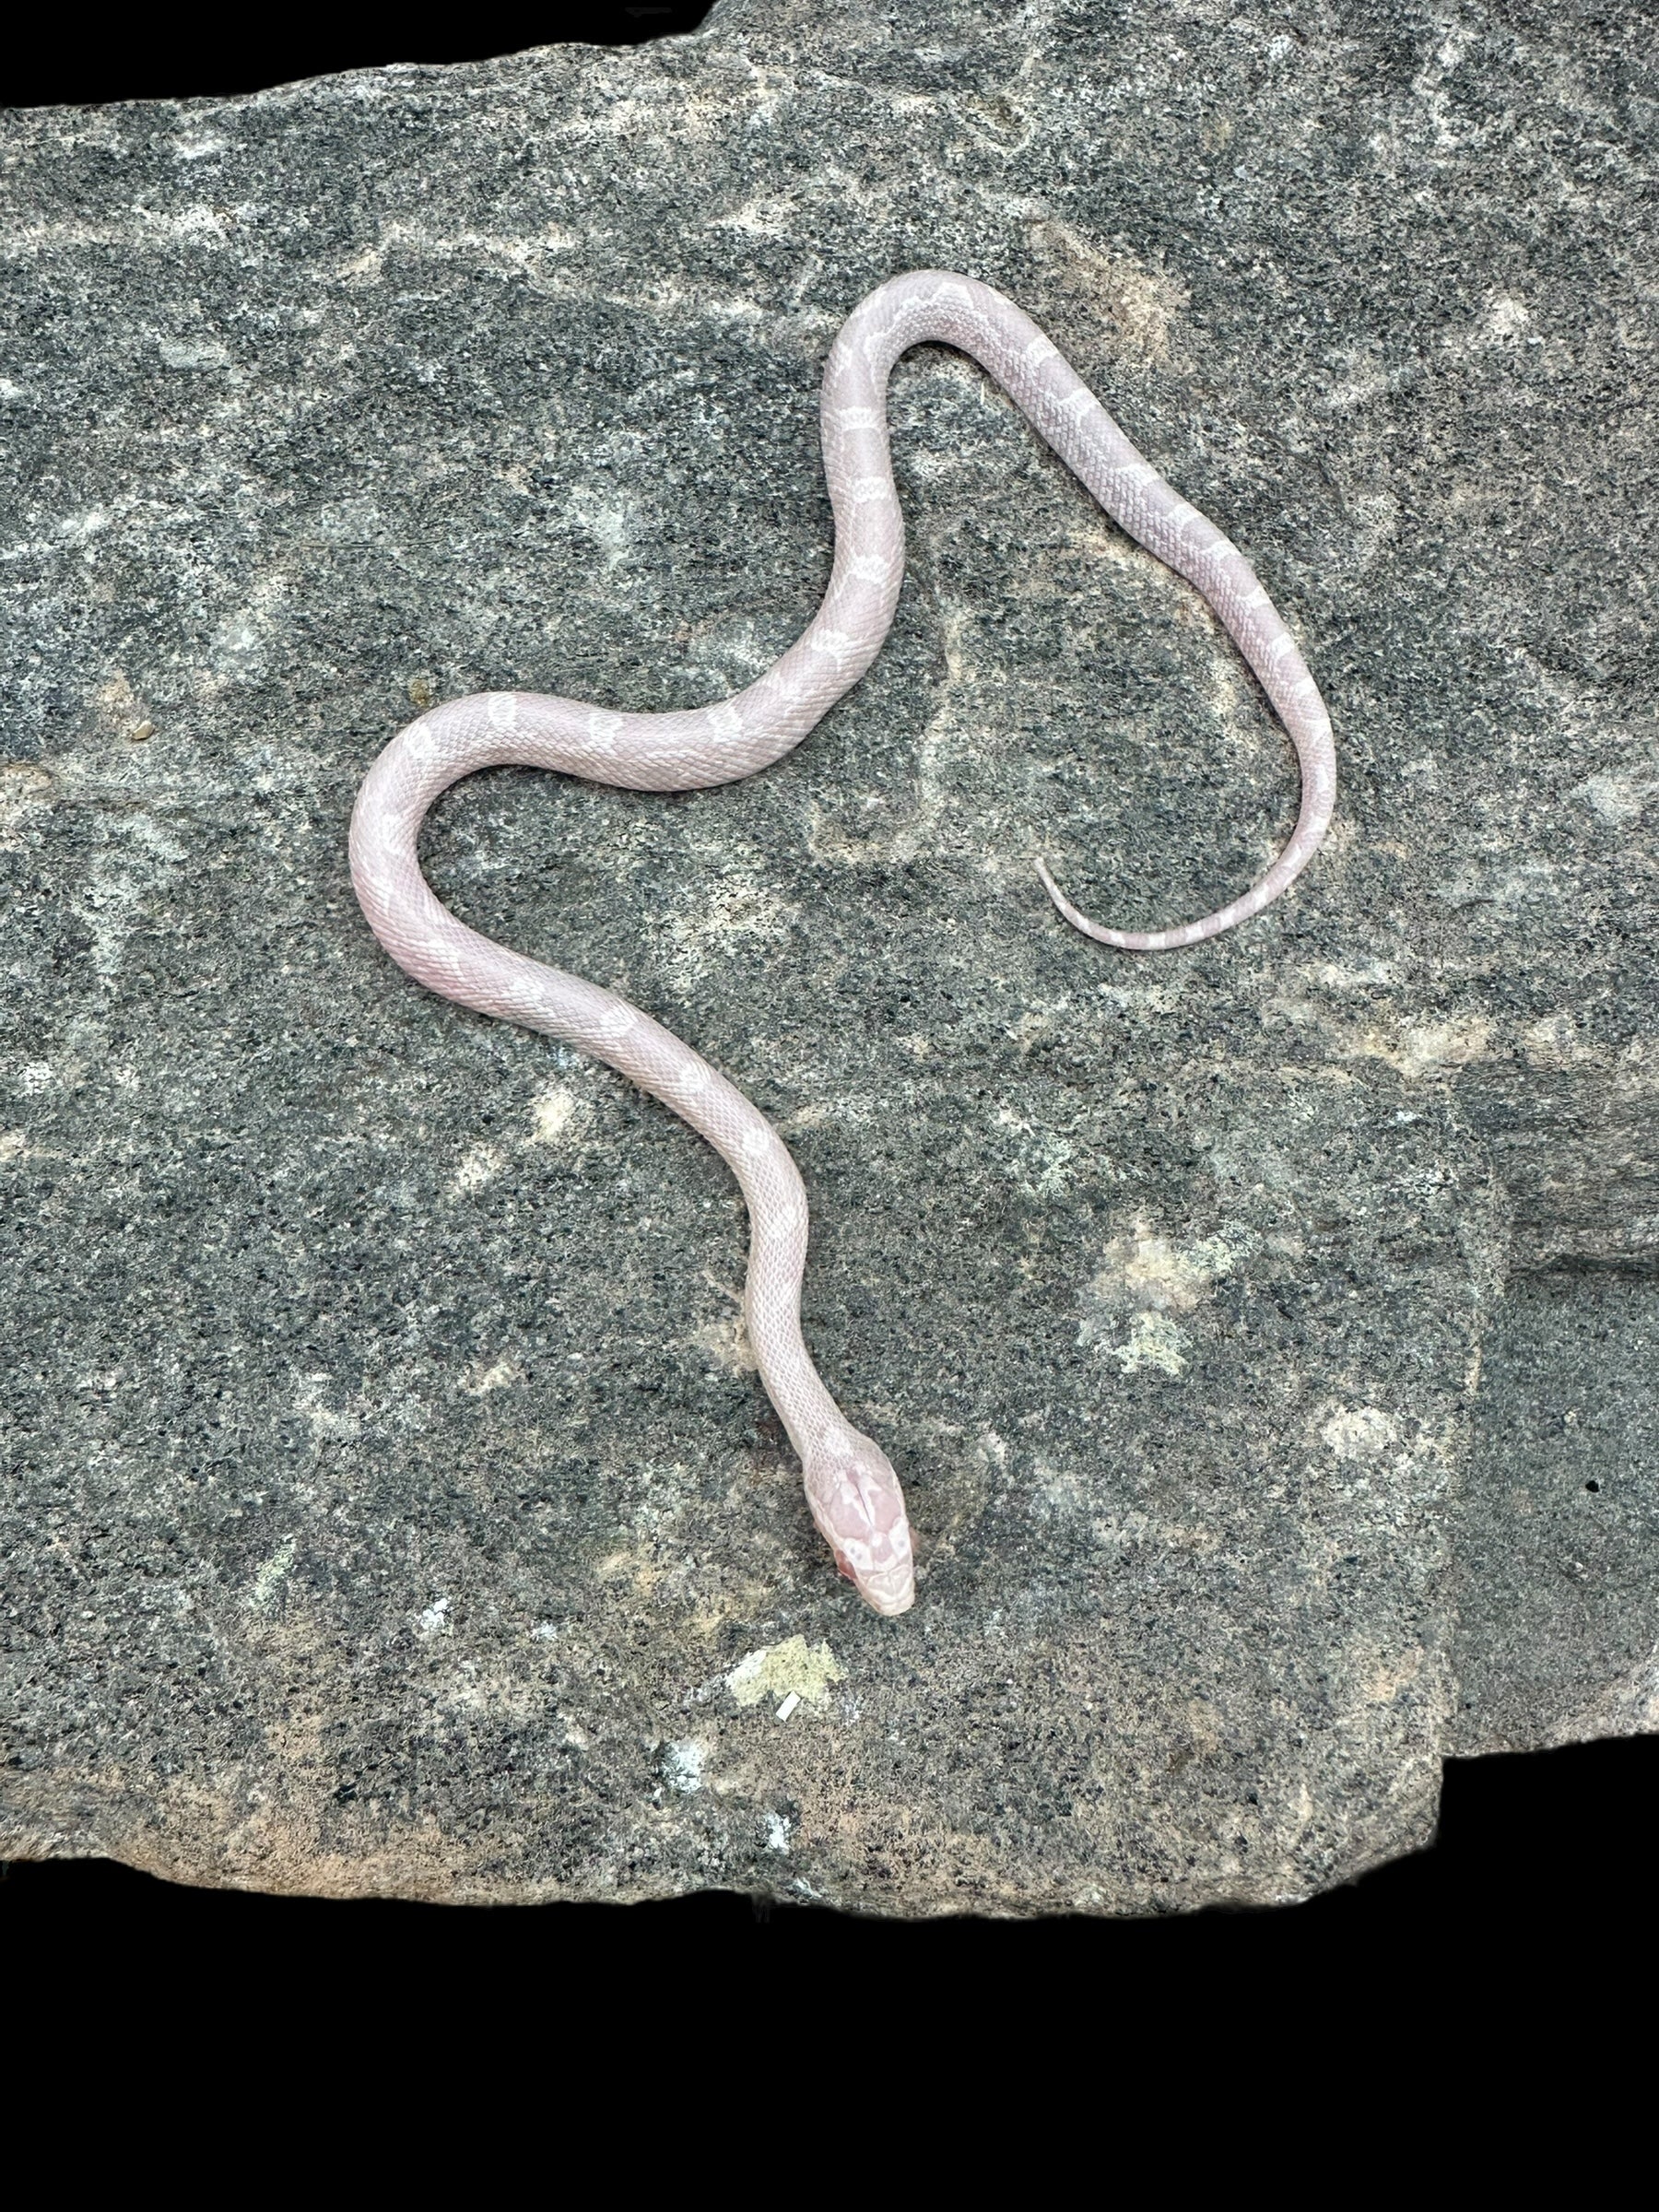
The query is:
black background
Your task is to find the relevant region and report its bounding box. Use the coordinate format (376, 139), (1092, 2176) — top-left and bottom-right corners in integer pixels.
(5, 8), (1656, 1979)
(5, 6), (722, 108)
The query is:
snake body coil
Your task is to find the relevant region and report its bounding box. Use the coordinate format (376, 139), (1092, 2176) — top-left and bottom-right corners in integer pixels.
(349, 271), (1336, 1617)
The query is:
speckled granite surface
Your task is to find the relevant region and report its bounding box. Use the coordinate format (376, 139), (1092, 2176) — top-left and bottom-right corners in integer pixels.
(3, 0), (1653, 1912)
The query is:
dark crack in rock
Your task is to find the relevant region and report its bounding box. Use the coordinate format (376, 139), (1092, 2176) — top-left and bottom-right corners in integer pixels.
(1, 0), (1653, 1912)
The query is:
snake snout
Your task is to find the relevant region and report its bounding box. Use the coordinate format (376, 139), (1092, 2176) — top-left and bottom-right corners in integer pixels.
(804, 1430), (915, 1618)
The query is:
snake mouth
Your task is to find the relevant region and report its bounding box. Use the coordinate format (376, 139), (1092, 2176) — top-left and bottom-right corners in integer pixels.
(831, 1520), (916, 1618)
(830, 1535), (915, 1617)
(853, 1559), (916, 1617)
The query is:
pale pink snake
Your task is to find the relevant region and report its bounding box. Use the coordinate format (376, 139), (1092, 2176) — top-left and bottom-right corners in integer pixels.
(349, 271), (1335, 1618)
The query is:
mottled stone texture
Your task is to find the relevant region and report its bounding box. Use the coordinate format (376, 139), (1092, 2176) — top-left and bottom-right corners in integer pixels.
(1, 1), (1653, 1912)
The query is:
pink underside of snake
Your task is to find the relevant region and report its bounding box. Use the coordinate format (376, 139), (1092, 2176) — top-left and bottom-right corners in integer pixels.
(348, 270), (1337, 1619)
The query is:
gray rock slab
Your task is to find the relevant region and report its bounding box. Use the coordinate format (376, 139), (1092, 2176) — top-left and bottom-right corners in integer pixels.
(1, 0), (1653, 1912)
(1452, 1270), (1659, 1756)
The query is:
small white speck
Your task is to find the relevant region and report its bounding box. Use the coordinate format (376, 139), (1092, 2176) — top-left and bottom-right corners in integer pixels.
(452, 1143), (505, 1194)
(775, 1692), (801, 1722)
(530, 1620), (559, 1642)
(18, 1063), (53, 1094)
(764, 1813), (792, 1853)
(531, 1085), (582, 1143)
(1322, 1406), (1398, 1461)
(663, 1739), (706, 1794)
(417, 1595), (452, 1638)
(246, 1535), (297, 1613)
(461, 1357), (523, 1397)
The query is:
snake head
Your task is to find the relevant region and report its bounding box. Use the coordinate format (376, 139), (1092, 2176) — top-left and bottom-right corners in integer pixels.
(804, 1430), (915, 1617)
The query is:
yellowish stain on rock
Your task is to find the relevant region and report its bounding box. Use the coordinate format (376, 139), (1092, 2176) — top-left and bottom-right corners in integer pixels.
(452, 1142), (506, 1194)
(657, 877), (796, 988)
(1117, 1230), (1239, 1313)
(693, 1304), (758, 1376)
(1573, 769), (1656, 826)
(1, 760), (55, 850)
(1079, 1220), (1247, 1376)
(461, 1358), (523, 1397)
(725, 1635), (844, 1710)
(1361, 1644), (1425, 1706)
(530, 1083), (590, 1144)
(93, 667), (152, 740)
(1357, 1013), (1492, 1079)
(594, 1549), (666, 1598)
(1025, 216), (1188, 363)
(1112, 1310), (1191, 1377)
(1321, 1405), (1398, 1460)
(1522, 1013), (1595, 1067)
